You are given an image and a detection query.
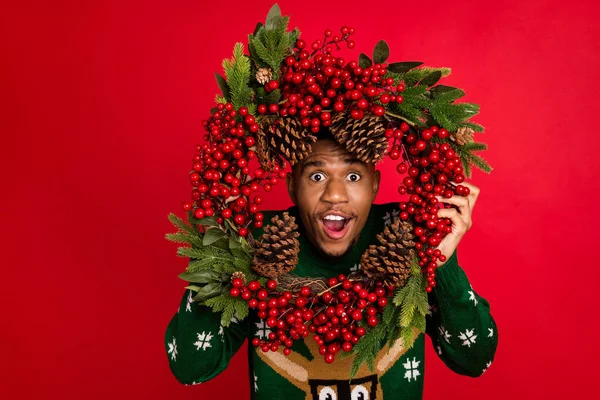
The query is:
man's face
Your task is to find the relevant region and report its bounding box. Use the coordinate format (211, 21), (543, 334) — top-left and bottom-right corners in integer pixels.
(286, 139), (380, 258)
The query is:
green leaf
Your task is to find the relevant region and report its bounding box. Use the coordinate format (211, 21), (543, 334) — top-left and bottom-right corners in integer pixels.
(192, 282), (223, 302)
(265, 3), (282, 30)
(359, 53), (372, 69)
(420, 71), (442, 87)
(185, 285), (202, 293)
(189, 213), (220, 227)
(372, 40), (390, 64)
(203, 228), (228, 246)
(178, 269), (221, 283)
(253, 22), (264, 35)
(430, 85), (458, 94)
(387, 61), (423, 74)
(214, 73), (230, 100)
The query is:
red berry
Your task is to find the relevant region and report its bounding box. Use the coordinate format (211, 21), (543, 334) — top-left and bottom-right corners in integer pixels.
(267, 280), (277, 290)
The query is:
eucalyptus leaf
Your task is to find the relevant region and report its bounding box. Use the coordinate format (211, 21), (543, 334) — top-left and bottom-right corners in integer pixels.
(229, 234), (242, 249)
(430, 85), (458, 94)
(178, 269), (221, 283)
(265, 3), (282, 30)
(358, 53), (372, 69)
(192, 282), (223, 302)
(253, 22), (264, 36)
(214, 73), (230, 100)
(387, 62), (423, 74)
(194, 215), (220, 227)
(372, 40), (390, 64)
(203, 228), (228, 246)
(185, 285), (203, 293)
(420, 71), (442, 87)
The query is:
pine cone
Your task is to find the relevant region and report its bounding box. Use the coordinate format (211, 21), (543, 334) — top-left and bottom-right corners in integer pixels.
(255, 68), (272, 85)
(360, 219), (416, 287)
(450, 126), (475, 146)
(256, 117), (317, 169)
(252, 212), (300, 278)
(231, 271), (246, 285)
(330, 112), (388, 164)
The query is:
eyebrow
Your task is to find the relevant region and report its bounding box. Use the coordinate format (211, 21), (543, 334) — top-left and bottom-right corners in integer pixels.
(300, 157), (365, 173)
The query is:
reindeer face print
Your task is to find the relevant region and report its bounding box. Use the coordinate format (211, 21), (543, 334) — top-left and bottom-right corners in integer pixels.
(256, 328), (420, 400)
(309, 374), (378, 400)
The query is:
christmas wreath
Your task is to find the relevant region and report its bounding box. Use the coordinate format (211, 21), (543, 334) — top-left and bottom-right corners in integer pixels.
(166, 4), (492, 377)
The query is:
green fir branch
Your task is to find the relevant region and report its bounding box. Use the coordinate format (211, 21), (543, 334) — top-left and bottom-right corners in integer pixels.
(165, 232), (204, 248)
(349, 322), (386, 378)
(222, 43), (253, 110)
(461, 121), (485, 133)
(167, 213), (197, 235)
(204, 294), (249, 327)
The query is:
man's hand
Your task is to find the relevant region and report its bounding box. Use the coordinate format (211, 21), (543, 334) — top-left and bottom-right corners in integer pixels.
(434, 181), (480, 267)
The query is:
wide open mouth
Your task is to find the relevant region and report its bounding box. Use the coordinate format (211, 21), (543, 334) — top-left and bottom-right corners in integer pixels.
(320, 213), (353, 240)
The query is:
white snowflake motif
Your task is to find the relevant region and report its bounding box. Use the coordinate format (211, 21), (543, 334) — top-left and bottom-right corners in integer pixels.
(185, 381), (202, 386)
(482, 361), (492, 374)
(468, 290), (479, 306)
(438, 325), (452, 343)
(383, 209), (400, 226)
(349, 263), (359, 272)
(436, 344), (442, 355)
(428, 303), (438, 314)
(458, 329), (477, 347)
(488, 327), (494, 337)
(167, 337), (178, 361)
(255, 319), (271, 340)
(185, 291), (193, 312)
(193, 331), (213, 351)
(218, 325), (224, 338)
(254, 372), (259, 392)
(403, 357), (421, 382)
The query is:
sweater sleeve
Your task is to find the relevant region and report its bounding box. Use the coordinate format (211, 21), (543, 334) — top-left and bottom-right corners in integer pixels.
(425, 249), (498, 377)
(164, 289), (249, 385)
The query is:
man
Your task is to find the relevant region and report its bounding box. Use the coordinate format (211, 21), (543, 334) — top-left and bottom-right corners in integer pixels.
(165, 133), (498, 399)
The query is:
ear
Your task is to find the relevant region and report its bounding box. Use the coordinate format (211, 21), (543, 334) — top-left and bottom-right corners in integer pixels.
(286, 172), (297, 205)
(372, 169), (381, 199)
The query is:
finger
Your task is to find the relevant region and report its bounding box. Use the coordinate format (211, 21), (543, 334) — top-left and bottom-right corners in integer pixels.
(450, 181), (480, 211)
(437, 208), (468, 237)
(436, 195), (472, 229)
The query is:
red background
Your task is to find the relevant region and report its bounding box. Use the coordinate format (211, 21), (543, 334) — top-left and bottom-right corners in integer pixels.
(2, 0), (599, 398)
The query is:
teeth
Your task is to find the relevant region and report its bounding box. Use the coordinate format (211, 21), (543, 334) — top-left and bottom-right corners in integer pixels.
(323, 215), (345, 221)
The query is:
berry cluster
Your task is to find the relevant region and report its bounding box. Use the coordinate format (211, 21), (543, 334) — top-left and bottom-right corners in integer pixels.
(181, 103), (291, 236)
(389, 125), (469, 292)
(257, 26), (407, 131)
(231, 275), (393, 364)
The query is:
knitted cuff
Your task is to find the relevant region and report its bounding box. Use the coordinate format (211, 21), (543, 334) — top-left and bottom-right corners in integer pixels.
(433, 250), (469, 299)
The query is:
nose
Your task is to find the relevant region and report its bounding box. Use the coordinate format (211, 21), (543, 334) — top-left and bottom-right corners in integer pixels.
(320, 177), (349, 205)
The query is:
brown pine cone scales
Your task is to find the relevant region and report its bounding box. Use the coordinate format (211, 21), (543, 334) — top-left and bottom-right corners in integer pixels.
(256, 117), (316, 169)
(252, 212), (300, 278)
(255, 67), (272, 84)
(360, 218), (416, 287)
(450, 126), (475, 145)
(330, 112), (388, 164)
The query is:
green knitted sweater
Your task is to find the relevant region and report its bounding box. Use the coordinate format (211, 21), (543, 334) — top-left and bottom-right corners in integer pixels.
(165, 203), (498, 399)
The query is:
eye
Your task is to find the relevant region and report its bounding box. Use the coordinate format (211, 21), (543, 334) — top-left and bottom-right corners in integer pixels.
(309, 172), (326, 182)
(347, 172), (361, 182)
(351, 385), (369, 400)
(318, 386), (337, 400)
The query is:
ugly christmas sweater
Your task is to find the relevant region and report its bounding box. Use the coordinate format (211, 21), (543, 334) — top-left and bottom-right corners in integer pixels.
(165, 203), (498, 399)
